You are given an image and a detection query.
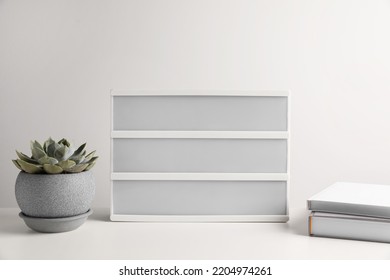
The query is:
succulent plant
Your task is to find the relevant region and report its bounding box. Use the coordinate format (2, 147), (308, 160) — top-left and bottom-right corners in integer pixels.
(12, 138), (98, 174)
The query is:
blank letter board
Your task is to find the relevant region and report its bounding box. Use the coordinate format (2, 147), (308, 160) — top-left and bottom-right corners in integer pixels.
(110, 90), (290, 222)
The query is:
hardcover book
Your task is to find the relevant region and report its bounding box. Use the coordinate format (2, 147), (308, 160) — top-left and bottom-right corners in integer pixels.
(309, 212), (390, 243)
(307, 182), (390, 218)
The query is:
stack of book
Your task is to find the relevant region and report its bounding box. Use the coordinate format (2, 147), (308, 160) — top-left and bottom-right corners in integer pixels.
(307, 182), (390, 243)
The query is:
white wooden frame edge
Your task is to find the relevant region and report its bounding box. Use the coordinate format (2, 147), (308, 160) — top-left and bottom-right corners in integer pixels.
(111, 131), (288, 139)
(111, 89), (289, 97)
(110, 214), (289, 222)
(111, 172), (288, 181)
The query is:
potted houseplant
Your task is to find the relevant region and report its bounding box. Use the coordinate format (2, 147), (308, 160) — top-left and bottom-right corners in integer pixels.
(12, 138), (98, 233)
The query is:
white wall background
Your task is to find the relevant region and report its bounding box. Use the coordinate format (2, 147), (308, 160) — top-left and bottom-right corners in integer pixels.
(1, 0), (390, 209)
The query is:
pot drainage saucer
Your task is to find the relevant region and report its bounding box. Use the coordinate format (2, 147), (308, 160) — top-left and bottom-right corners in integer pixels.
(19, 209), (93, 233)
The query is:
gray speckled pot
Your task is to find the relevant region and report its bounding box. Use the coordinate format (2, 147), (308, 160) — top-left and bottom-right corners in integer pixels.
(15, 171), (95, 218)
(19, 209), (93, 233)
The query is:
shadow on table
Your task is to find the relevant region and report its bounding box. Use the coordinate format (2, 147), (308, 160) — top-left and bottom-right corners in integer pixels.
(287, 211), (310, 237)
(0, 214), (38, 235)
(88, 208), (111, 222)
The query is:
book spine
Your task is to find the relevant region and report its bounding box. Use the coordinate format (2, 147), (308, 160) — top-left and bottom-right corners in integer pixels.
(308, 215), (313, 235)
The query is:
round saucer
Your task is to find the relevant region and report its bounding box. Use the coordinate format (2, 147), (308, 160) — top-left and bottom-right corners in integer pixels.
(19, 209), (93, 233)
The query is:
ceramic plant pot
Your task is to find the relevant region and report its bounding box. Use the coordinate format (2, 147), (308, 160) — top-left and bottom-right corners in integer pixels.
(18, 210), (93, 233)
(15, 171), (95, 232)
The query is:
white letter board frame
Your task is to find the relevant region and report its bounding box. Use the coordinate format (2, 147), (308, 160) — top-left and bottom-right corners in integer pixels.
(110, 90), (290, 222)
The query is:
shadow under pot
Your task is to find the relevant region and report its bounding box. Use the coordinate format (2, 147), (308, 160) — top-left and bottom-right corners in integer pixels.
(15, 171), (95, 233)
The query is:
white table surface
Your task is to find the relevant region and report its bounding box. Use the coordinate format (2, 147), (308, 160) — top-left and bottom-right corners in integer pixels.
(1, 207), (389, 260)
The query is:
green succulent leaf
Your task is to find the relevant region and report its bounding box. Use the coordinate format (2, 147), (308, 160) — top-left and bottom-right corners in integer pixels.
(84, 156), (98, 165)
(70, 150), (86, 164)
(46, 142), (61, 157)
(64, 163), (89, 173)
(54, 145), (72, 161)
(35, 140), (44, 150)
(58, 138), (71, 147)
(58, 160), (76, 170)
(43, 137), (55, 153)
(30, 140), (44, 152)
(85, 162), (96, 171)
(73, 143), (86, 156)
(31, 147), (47, 160)
(16, 159), (43, 174)
(12, 160), (22, 171)
(38, 156), (59, 165)
(84, 150), (96, 161)
(72, 155), (85, 164)
(16, 150), (38, 164)
(43, 164), (63, 174)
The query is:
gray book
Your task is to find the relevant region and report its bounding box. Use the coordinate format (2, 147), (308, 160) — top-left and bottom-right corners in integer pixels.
(309, 212), (390, 243)
(307, 182), (390, 218)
